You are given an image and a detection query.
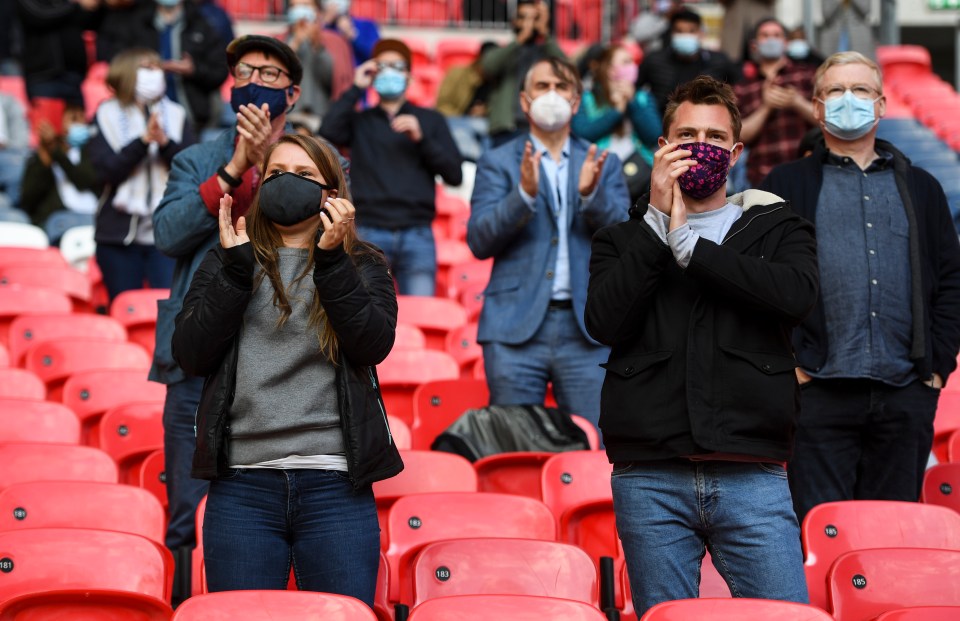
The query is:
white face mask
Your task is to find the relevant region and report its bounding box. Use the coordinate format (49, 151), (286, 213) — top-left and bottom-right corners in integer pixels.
(135, 67), (167, 104)
(527, 90), (573, 132)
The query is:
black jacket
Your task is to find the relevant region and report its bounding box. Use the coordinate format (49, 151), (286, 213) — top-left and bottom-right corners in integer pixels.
(172, 242), (403, 486)
(21, 145), (101, 227)
(636, 47), (741, 113)
(97, 3), (227, 128)
(761, 140), (960, 384)
(16, 0), (101, 89)
(585, 191), (819, 463)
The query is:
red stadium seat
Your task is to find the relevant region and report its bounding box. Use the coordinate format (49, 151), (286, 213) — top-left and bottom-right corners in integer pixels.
(171, 590), (377, 620)
(378, 349), (460, 426)
(802, 500), (960, 610)
(61, 368), (165, 444)
(0, 368), (46, 401)
(0, 247), (67, 268)
(403, 37), (434, 68)
(474, 451), (553, 499)
(642, 598), (832, 621)
(0, 342), (7, 367)
(0, 443), (117, 491)
(458, 280), (485, 322)
(445, 259), (491, 302)
(0, 263), (92, 310)
(0, 398), (80, 444)
(875, 606), (960, 621)
(351, 0), (389, 20)
(138, 449), (168, 510)
(407, 594), (608, 621)
(435, 240), (476, 297)
(396, 295), (468, 350)
(23, 338), (151, 402)
(388, 414), (412, 450)
(922, 463), (960, 513)
(828, 548), (960, 621)
(0, 75), (28, 109)
(97, 401), (165, 484)
(110, 288), (169, 358)
(436, 39), (481, 72)
(394, 323), (427, 350)
(374, 551), (392, 621)
(410, 538), (597, 607)
(0, 285), (72, 347)
(571, 414), (600, 450)
(8, 313), (127, 366)
(410, 378), (488, 450)
(0, 528), (171, 602)
(934, 392), (960, 462)
(445, 321), (481, 376)
(949, 428), (960, 462)
(877, 45), (933, 82)
(0, 480), (165, 544)
(384, 492), (556, 604)
(0, 589), (172, 621)
(372, 449), (477, 545)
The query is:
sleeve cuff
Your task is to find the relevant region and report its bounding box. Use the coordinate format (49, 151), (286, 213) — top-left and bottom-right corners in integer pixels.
(667, 224), (699, 269)
(518, 185), (537, 209)
(199, 174), (225, 217)
(642, 204), (670, 244)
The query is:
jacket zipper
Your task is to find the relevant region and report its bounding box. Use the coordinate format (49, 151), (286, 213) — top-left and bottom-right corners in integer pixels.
(722, 204), (785, 245)
(368, 367), (393, 445)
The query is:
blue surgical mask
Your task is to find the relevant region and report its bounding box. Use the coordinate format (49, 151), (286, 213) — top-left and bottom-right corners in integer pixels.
(66, 124), (91, 148)
(373, 69), (407, 100)
(786, 40), (810, 59)
(155, 0), (181, 7)
(819, 90), (879, 141)
(230, 82), (291, 119)
(757, 38), (785, 60)
(671, 33), (700, 56)
(287, 5), (316, 24)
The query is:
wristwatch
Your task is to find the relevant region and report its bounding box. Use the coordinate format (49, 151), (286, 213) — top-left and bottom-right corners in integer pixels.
(217, 165), (242, 188)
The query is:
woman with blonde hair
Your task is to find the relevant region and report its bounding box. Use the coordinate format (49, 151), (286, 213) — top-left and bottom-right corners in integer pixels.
(171, 134), (401, 605)
(89, 47), (194, 299)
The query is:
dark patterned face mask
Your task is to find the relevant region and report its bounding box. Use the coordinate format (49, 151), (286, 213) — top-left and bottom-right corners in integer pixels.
(676, 142), (731, 200)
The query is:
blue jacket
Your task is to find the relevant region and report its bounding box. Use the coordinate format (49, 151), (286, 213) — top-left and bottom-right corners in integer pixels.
(467, 134), (630, 346)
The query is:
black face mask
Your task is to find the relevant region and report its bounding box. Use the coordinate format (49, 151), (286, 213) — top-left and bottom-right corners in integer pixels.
(258, 171), (335, 226)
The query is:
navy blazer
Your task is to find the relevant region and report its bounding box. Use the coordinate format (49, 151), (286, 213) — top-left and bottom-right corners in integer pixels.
(467, 134), (630, 345)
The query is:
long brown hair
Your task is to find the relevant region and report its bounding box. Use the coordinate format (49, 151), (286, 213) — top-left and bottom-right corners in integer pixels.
(593, 45), (622, 109)
(245, 134), (355, 362)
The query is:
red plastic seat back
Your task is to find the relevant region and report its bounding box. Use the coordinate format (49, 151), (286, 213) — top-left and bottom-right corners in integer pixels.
(828, 548), (960, 621)
(61, 368), (166, 443)
(0, 369), (46, 401)
(875, 606), (960, 621)
(0, 443), (117, 491)
(933, 392), (960, 461)
(949, 429), (960, 462)
(642, 598), (833, 620)
(0, 285), (72, 346)
(0, 589), (172, 620)
(0, 398), (80, 444)
(378, 350), (460, 426)
(411, 538), (597, 607)
(98, 401), (165, 484)
(396, 296), (468, 350)
(802, 500), (960, 610)
(436, 39), (481, 72)
(23, 338), (151, 401)
(138, 449), (168, 510)
(0, 528), (171, 601)
(110, 288), (169, 357)
(410, 378), (488, 450)
(8, 313), (127, 366)
(0, 480), (165, 544)
(474, 451), (553, 499)
(171, 590), (377, 620)
(922, 463), (960, 513)
(0, 264), (91, 309)
(444, 321), (481, 376)
(540, 450), (613, 522)
(388, 415), (412, 450)
(407, 594), (608, 621)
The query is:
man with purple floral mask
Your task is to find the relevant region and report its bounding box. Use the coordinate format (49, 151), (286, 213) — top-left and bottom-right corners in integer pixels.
(585, 75), (818, 617)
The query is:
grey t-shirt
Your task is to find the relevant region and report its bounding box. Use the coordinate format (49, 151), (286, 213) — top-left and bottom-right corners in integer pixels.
(644, 202), (743, 268)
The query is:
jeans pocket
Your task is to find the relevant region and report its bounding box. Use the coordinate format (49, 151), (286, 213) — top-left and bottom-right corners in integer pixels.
(757, 462), (788, 478)
(218, 467), (246, 480)
(611, 461), (636, 477)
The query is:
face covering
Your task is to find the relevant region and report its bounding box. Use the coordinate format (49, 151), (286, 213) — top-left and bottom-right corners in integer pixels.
(135, 67), (167, 105)
(155, 0), (181, 7)
(819, 90), (879, 141)
(527, 90), (573, 132)
(66, 124), (91, 149)
(611, 63), (638, 84)
(676, 142), (732, 200)
(258, 172), (335, 226)
(231, 82), (290, 118)
(373, 69), (407, 100)
(671, 33), (700, 56)
(288, 4), (316, 23)
(786, 40), (810, 59)
(757, 38), (785, 60)
(323, 0), (350, 14)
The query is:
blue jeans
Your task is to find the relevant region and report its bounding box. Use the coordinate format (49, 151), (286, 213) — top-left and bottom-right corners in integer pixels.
(357, 224), (436, 296)
(481, 307), (608, 431)
(789, 378), (938, 523)
(95, 243), (175, 301)
(162, 376), (208, 551)
(203, 468), (380, 607)
(611, 459), (808, 617)
(0, 148), (28, 207)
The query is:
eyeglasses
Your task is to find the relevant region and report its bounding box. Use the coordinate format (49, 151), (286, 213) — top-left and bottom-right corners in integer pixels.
(820, 84), (880, 101)
(233, 62), (289, 84)
(376, 61), (408, 72)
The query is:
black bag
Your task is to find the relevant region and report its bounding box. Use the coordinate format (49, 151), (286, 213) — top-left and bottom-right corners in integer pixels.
(431, 404), (591, 462)
(622, 150), (652, 207)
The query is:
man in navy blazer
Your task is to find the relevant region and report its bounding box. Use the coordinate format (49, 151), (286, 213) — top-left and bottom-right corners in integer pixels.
(467, 56), (630, 430)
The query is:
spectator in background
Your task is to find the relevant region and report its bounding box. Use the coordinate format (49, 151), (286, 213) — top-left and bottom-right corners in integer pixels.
(172, 135), (401, 602)
(467, 57), (629, 432)
(573, 43), (660, 206)
(575, 43), (605, 92)
(735, 18), (817, 188)
(89, 47), (193, 299)
(190, 0), (233, 50)
(786, 26), (825, 67)
(321, 0), (379, 65)
(761, 52), (960, 524)
(482, 0), (567, 147)
(97, 0), (227, 134)
(435, 40), (497, 162)
(15, 0), (102, 106)
(636, 7), (740, 113)
(719, 0), (774, 62)
(283, 0), (333, 132)
(0, 1), (20, 76)
(321, 39), (462, 297)
(20, 104), (101, 237)
(0, 92), (30, 208)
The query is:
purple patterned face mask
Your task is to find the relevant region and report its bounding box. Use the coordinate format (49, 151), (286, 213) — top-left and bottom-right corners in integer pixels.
(676, 142), (731, 200)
